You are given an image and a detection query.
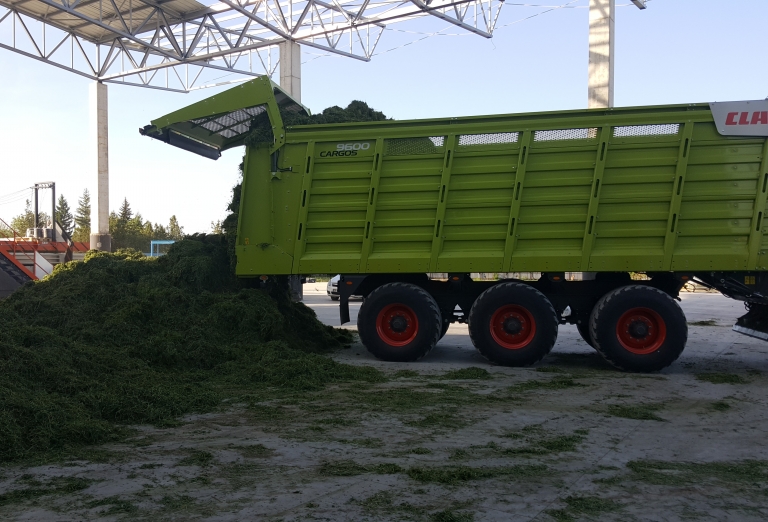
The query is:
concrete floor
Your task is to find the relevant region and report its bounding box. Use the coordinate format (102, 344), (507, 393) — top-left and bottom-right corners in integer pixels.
(2, 286), (767, 521)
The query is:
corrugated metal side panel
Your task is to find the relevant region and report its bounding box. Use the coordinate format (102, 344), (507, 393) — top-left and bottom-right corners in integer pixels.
(296, 142), (373, 273)
(589, 129), (682, 272)
(674, 123), (767, 270)
(437, 138), (519, 272)
(510, 139), (597, 272)
(365, 148), (443, 273)
(239, 105), (768, 276)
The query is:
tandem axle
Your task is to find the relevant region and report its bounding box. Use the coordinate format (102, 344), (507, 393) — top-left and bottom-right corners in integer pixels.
(334, 272), (765, 372)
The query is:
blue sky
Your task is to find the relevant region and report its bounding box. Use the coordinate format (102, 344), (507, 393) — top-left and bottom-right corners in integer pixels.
(1, 0), (766, 234)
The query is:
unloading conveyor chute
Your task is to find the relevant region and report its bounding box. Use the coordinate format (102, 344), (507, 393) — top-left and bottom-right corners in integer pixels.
(139, 77), (309, 159)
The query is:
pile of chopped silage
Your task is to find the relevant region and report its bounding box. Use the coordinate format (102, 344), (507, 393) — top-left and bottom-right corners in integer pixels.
(0, 236), (380, 462)
(244, 100), (388, 147)
(0, 100), (396, 463)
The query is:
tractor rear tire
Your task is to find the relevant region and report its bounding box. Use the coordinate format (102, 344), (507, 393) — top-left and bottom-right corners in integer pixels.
(468, 282), (558, 366)
(357, 283), (442, 362)
(589, 285), (687, 372)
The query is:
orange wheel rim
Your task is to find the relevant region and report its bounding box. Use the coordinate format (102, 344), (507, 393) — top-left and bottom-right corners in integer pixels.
(616, 307), (666, 355)
(490, 305), (536, 350)
(376, 303), (419, 347)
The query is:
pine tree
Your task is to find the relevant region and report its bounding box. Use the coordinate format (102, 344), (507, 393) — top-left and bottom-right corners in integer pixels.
(73, 189), (91, 242)
(108, 211), (119, 240)
(153, 223), (168, 240)
(55, 194), (74, 237)
(210, 220), (223, 234)
(118, 198), (133, 223)
(143, 221), (154, 239)
(167, 215), (184, 240)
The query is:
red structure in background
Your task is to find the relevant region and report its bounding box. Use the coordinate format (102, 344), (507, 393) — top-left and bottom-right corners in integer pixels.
(0, 217), (90, 284)
(0, 244), (37, 281)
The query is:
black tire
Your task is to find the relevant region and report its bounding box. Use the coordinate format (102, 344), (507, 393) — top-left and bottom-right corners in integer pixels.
(439, 316), (451, 340)
(357, 283), (442, 362)
(468, 282), (558, 366)
(589, 285), (687, 372)
(576, 321), (595, 348)
(330, 295), (340, 301)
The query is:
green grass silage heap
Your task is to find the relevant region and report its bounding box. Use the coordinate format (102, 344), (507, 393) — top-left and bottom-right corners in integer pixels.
(0, 236), (379, 462)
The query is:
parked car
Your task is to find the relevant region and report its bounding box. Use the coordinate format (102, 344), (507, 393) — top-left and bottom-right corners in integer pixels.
(327, 275), (340, 301)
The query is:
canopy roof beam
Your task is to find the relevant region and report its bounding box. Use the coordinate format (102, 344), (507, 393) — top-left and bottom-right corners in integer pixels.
(0, 0), (505, 91)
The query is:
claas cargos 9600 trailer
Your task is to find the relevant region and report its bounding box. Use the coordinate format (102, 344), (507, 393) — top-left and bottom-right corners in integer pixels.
(141, 77), (768, 372)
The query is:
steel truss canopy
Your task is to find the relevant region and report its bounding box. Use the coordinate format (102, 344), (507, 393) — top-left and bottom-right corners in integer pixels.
(0, 0), (504, 91)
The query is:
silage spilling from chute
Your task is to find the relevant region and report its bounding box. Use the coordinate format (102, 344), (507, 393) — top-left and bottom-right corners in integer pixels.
(0, 237), (380, 462)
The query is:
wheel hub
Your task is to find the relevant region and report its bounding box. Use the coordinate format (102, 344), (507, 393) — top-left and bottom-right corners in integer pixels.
(628, 320), (650, 339)
(490, 305), (536, 350)
(376, 303), (419, 347)
(503, 317), (523, 335)
(616, 307), (667, 355)
(390, 315), (408, 333)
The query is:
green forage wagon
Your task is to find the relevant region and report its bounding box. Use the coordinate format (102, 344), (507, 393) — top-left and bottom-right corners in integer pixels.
(142, 78), (768, 372)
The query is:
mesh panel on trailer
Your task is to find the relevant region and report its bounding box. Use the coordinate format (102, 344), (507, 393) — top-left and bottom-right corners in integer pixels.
(385, 136), (445, 155)
(220, 123), (251, 138)
(191, 105), (267, 139)
(534, 128), (598, 141)
(200, 121), (223, 132)
(613, 124), (680, 137)
(457, 132), (520, 149)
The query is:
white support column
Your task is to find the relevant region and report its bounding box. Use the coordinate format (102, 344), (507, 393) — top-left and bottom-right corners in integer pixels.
(279, 41), (302, 102)
(90, 81), (112, 251)
(588, 0), (615, 109)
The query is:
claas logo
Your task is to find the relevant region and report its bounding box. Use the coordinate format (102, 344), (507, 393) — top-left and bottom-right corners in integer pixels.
(726, 111), (768, 126)
(710, 101), (768, 137)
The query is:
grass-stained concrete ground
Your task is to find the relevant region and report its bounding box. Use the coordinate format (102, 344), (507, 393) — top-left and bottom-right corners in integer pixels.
(1, 292), (767, 521)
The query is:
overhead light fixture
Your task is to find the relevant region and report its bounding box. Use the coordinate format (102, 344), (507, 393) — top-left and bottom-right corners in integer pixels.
(631, 0), (647, 8)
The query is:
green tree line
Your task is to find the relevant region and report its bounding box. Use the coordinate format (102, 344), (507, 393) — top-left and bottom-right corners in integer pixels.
(2, 190), (185, 252)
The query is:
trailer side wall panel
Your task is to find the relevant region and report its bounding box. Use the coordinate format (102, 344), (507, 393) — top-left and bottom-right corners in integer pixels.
(235, 106), (768, 276)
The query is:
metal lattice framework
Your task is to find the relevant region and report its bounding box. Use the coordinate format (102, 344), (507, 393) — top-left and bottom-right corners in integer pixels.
(0, 0), (504, 92)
